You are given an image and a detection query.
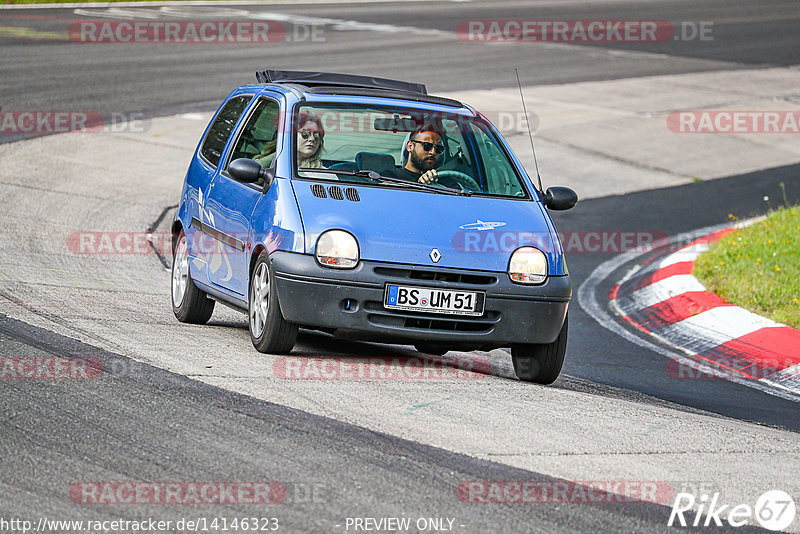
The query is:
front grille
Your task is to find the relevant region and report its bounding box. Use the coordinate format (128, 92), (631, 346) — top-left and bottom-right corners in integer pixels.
(344, 187), (360, 202)
(403, 317), (490, 332)
(364, 301), (498, 334)
(310, 184), (327, 198)
(374, 266), (496, 286)
(312, 184), (359, 202)
(328, 185), (345, 200)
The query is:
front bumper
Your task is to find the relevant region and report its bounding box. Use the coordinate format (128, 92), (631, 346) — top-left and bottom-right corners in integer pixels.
(271, 251), (570, 348)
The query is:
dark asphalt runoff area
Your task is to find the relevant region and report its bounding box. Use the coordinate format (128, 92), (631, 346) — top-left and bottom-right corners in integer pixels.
(1, 1), (799, 532)
(1, 0), (799, 143)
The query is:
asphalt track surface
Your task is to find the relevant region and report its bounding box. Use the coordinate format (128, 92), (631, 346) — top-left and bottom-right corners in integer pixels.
(1, 1), (800, 533)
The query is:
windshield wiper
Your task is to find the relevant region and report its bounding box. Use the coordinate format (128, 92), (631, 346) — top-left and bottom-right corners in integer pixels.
(299, 168), (471, 196)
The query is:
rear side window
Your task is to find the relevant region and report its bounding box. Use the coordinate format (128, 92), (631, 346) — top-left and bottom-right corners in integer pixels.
(200, 95), (252, 168)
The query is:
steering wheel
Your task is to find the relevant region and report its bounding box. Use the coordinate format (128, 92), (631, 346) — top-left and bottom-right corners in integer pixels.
(434, 170), (480, 192)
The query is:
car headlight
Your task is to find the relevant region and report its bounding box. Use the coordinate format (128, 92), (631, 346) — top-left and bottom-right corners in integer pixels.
(508, 247), (547, 284)
(315, 230), (359, 269)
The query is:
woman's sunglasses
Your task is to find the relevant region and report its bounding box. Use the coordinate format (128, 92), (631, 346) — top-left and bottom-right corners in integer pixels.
(410, 139), (445, 155)
(299, 130), (322, 141)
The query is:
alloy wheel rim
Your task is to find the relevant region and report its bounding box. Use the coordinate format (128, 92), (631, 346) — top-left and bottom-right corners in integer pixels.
(172, 237), (189, 307)
(250, 262), (270, 338)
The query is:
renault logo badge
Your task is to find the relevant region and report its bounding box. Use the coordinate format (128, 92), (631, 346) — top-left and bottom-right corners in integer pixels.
(429, 248), (441, 263)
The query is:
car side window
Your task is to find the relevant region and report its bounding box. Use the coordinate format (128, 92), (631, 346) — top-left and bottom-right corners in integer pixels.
(200, 95), (252, 168)
(470, 122), (525, 197)
(229, 99), (281, 171)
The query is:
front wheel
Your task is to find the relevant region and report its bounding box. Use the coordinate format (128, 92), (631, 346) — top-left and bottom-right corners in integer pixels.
(171, 230), (215, 324)
(511, 315), (568, 384)
(249, 252), (297, 354)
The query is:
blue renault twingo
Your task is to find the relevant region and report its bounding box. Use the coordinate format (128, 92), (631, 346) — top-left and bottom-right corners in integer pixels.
(171, 70), (577, 384)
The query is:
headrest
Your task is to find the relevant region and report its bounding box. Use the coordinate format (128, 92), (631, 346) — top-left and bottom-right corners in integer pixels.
(355, 152), (396, 173)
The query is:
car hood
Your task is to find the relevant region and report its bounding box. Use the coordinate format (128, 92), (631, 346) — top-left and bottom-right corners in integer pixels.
(293, 182), (561, 274)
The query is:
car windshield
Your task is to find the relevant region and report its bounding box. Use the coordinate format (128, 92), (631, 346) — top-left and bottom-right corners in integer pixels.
(293, 103), (529, 198)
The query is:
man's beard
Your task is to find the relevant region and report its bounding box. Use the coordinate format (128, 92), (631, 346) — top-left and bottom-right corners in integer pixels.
(410, 150), (437, 172)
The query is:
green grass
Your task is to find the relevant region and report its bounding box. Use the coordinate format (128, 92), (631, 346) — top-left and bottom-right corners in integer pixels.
(694, 205), (800, 329)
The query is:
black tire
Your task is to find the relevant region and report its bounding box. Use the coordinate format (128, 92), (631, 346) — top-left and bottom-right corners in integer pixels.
(249, 252), (297, 354)
(171, 230), (215, 324)
(511, 315), (568, 384)
(414, 343), (449, 356)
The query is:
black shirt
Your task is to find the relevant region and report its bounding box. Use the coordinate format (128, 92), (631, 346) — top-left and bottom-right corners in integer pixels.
(389, 167), (422, 181)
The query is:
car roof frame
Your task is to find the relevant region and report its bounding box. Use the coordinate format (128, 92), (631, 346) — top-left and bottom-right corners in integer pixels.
(254, 69), (464, 108)
(256, 69), (427, 93)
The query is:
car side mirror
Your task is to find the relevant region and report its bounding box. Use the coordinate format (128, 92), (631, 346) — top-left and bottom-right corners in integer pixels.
(542, 186), (578, 210)
(228, 158), (275, 189)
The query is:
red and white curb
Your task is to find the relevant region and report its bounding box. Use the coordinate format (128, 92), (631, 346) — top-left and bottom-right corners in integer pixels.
(578, 222), (800, 401)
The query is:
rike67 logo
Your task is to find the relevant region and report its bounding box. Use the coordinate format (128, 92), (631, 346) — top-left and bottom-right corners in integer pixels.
(669, 490), (796, 530)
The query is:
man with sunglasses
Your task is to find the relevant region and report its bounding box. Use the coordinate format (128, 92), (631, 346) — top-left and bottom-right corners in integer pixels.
(394, 124), (445, 185)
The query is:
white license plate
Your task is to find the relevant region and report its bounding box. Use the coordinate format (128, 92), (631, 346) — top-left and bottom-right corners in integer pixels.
(384, 284), (484, 316)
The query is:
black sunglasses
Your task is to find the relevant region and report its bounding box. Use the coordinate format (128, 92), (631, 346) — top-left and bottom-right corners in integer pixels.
(299, 129), (322, 140)
(410, 139), (445, 155)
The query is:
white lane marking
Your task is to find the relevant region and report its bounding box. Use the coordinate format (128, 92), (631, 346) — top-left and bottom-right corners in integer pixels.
(577, 221), (800, 403)
(765, 365), (800, 391)
(654, 217), (763, 271)
(615, 274), (706, 313)
(771, 364), (800, 379)
(657, 306), (782, 355)
(248, 11), (449, 37)
(159, 6), (252, 17)
(655, 244), (708, 268)
(0, 0), (431, 9)
(74, 7), (173, 19)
